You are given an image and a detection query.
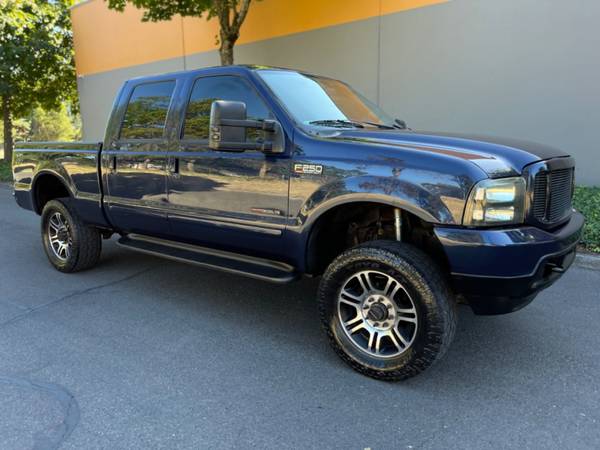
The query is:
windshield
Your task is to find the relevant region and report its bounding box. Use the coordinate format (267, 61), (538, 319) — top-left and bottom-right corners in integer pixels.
(257, 70), (396, 129)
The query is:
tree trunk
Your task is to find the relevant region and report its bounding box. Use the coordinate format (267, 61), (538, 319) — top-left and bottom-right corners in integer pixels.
(2, 96), (13, 164)
(219, 36), (235, 66)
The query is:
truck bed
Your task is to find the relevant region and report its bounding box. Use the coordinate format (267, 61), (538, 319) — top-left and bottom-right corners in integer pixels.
(12, 141), (106, 226)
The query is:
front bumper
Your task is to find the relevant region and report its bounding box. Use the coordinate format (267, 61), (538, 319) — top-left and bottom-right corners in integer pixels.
(434, 212), (584, 315)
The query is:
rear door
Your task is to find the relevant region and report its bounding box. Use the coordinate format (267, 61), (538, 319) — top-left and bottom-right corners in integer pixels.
(102, 80), (176, 236)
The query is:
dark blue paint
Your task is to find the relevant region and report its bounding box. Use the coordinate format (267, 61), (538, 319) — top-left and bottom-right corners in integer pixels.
(435, 211), (584, 278)
(11, 65), (584, 315)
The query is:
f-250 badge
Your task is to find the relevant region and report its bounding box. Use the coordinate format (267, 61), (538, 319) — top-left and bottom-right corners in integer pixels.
(294, 163), (323, 175)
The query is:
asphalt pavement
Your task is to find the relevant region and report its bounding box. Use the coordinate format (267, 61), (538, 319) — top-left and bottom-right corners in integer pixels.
(0, 183), (599, 450)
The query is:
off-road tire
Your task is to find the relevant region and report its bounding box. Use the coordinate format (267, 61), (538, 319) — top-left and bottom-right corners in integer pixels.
(318, 240), (457, 381)
(41, 199), (102, 273)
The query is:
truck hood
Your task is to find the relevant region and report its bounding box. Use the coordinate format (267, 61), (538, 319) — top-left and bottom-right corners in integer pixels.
(327, 129), (570, 177)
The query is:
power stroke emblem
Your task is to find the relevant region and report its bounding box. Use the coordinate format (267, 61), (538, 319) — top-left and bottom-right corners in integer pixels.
(294, 163), (323, 175)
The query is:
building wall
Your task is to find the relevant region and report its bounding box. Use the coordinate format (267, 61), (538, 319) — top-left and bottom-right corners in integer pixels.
(72, 0), (600, 185)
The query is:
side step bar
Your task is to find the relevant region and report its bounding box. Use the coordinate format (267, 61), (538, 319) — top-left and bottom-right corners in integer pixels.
(117, 234), (299, 284)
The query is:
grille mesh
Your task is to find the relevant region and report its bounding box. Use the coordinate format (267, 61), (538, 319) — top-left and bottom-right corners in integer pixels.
(532, 168), (574, 224)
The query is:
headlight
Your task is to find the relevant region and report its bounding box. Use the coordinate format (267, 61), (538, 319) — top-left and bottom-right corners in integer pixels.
(463, 177), (526, 226)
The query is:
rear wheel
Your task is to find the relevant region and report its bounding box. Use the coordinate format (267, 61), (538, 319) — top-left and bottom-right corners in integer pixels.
(41, 199), (102, 273)
(318, 240), (456, 381)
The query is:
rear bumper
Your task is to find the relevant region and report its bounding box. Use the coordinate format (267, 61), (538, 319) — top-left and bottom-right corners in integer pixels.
(434, 212), (584, 315)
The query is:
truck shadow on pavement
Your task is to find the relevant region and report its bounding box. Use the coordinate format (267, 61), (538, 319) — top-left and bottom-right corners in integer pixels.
(1, 236), (588, 449)
(93, 239), (562, 391)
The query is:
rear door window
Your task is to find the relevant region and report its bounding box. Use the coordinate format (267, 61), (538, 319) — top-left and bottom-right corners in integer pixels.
(120, 81), (176, 140)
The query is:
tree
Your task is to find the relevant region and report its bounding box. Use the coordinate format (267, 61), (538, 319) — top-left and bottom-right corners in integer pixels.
(29, 105), (81, 142)
(0, 104), (80, 156)
(0, 117), (30, 146)
(106, 0), (254, 66)
(0, 0), (77, 163)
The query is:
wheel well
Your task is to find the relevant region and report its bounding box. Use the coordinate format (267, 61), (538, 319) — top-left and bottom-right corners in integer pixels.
(33, 174), (71, 214)
(305, 202), (449, 275)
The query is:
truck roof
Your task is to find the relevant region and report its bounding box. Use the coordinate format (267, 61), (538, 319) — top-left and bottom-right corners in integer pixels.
(125, 64), (303, 84)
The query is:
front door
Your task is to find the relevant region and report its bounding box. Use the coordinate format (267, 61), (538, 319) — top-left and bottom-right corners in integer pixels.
(166, 75), (289, 259)
(103, 80), (176, 236)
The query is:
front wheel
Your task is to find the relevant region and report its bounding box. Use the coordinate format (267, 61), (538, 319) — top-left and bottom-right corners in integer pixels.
(318, 241), (456, 381)
(41, 199), (102, 273)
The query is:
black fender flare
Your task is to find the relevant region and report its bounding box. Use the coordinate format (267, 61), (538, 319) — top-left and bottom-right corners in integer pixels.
(31, 170), (74, 214)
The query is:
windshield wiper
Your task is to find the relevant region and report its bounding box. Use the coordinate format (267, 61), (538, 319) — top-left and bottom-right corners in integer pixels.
(310, 119), (401, 130)
(308, 119), (364, 128)
(356, 121), (396, 130)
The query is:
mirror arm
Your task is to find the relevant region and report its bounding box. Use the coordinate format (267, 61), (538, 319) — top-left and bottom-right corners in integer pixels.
(219, 118), (276, 132)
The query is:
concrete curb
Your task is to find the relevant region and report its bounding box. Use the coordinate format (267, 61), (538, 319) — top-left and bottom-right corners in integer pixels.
(576, 252), (600, 271)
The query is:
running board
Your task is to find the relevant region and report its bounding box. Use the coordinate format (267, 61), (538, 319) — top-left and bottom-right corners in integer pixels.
(117, 234), (298, 284)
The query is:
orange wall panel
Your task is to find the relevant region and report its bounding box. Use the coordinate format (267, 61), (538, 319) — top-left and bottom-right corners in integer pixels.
(182, 0), (380, 56)
(381, 0), (449, 15)
(72, 0), (450, 76)
(72, 1), (184, 76)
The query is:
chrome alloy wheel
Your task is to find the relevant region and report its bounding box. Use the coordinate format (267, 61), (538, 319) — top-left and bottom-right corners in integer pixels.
(337, 270), (418, 358)
(47, 212), (72, 261)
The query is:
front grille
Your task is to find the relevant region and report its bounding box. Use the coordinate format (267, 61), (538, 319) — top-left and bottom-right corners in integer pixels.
(532, 168), (574, 224)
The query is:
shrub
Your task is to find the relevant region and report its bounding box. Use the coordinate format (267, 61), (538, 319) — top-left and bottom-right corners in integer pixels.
(574, 186), (600, 253)
(0, 160), (11, 182)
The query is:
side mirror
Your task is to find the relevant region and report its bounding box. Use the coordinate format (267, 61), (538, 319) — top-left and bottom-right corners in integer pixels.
(394, 119), (409, 130)
(209, 100), (284, 153)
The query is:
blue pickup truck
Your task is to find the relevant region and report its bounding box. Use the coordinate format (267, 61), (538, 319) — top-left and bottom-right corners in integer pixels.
(12, 65), (583, 380)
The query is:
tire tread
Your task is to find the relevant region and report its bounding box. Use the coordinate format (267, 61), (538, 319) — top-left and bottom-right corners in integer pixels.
(318, 240), (457, 381)
(41, 199), (102, 273)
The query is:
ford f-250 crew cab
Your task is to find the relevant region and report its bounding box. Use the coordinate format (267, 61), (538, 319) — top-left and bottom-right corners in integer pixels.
(12, 65), (583, 380)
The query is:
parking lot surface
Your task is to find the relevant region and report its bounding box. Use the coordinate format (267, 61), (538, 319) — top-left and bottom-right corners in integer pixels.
(0, 183), (599, 449)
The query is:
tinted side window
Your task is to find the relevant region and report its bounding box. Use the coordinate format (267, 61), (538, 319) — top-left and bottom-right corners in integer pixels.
(183, 76), (271, 141)
(120, 81), (176, 139)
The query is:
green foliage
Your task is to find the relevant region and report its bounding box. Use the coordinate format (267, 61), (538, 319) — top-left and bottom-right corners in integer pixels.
(105, 0), (255, 65)
(1, 0), (78, 161)
(1, 104), (81, 143)
(29, 105), (81, 141)
(0, 116), (30, 142)
(0, 0), (77, 115)
(121, 96), (171, 139)
(0, 160), (11, 182)
(107, 0), (217, 21)
(184, 98), (214, 139)
(574, 186), (600, 253)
